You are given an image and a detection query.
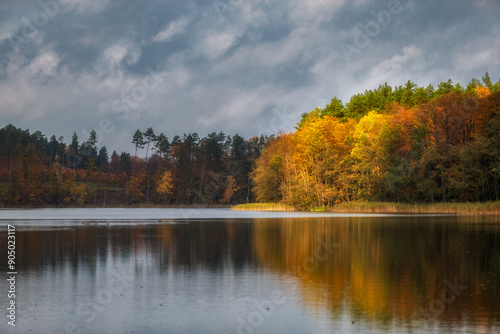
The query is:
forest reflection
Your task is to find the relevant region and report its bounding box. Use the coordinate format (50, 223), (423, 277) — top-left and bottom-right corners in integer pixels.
(253, 216), (500, 329)
(10, 216), (500, 329)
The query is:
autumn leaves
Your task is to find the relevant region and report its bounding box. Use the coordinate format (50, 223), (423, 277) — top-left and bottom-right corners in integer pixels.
(253, 84), (500, 209)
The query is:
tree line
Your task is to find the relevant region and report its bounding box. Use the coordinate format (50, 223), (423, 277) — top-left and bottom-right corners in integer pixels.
(0, 124), (268, 206)
(1, 72), (499, 208)
(253, 73), (500, 209)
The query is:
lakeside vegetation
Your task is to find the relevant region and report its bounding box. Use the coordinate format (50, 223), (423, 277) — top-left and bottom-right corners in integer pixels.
(1, 73), (499, 210)
(234, 201), (500, 215)
(232, 203), (296, 212)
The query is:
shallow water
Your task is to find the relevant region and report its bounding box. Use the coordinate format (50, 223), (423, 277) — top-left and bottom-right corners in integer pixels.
(0, 210), (499, 333)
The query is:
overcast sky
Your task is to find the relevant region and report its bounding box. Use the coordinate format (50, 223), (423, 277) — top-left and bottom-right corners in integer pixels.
(1, 0), (499, 154)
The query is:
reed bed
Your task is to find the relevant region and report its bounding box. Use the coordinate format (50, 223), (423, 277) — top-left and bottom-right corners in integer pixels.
(231, 203), (296, 212)
(232, 201), (500, 215)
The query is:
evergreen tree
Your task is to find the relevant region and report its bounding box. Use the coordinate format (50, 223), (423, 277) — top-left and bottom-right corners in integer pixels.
(96, 146), (109, 170)
(132, 129), (145, 173)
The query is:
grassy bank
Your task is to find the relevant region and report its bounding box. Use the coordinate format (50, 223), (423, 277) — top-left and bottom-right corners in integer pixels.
(231, 203), (296, 212)
(232, 201), (500, 215)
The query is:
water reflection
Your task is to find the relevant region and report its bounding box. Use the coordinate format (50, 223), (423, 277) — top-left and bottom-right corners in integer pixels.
(0, 216), (499, 333)
(253, 216), (500, 331)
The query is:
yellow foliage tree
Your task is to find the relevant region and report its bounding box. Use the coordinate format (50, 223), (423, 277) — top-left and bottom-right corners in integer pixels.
(156, 171), (173, 204)
(350, 111), (387, 198)
(475, 85), (491, 99)
(292, 115), (355, 208)
(74, 183), (88, 207)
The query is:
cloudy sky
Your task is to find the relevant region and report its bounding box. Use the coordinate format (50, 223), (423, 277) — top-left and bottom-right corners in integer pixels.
(0, 0), (499, 154)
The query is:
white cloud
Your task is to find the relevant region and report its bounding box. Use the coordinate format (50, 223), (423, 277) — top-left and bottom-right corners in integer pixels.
(25, 49), (60, 77)
(200, 31), (240, 60)
(207, 23), (327, 77)
(2, 45), (60, 82)
(197, 92), (259, 128)
(454, 49), (496, 72)
(153, 18), (189, 43)
(102, 44), (128, 64)
(98, 42), (142, 76)
(368, 45), (425, 85)
(0, 51), (67, 122)
(452, 34), (500, 72)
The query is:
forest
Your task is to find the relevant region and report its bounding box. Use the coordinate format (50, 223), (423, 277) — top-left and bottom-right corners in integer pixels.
(253, 73), (500, 209)
(1, 73), (499, 208)
(0, 125), (268, 206)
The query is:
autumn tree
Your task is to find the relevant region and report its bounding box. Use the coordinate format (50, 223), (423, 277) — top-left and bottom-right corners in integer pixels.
(156, 170), (173, 204)
(350, 111), (387, 199)
(252, 134), (292, 203)
(220, 175), (239, 204)
(127, 172), (144, 204)
(292, 114), (355, 207)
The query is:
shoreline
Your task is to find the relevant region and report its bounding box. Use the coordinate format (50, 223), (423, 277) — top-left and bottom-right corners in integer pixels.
(232, 202), (500, 216)
(1, 201), (499, 216)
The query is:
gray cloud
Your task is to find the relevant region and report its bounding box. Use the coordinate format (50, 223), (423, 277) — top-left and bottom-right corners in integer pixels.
(0, 0), (499, 154)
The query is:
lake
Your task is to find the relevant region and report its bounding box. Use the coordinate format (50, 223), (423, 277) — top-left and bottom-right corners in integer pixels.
(0, 209), (499, 333)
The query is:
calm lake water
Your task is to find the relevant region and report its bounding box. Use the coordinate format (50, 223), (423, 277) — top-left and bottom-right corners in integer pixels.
(0, 209), (499, 333)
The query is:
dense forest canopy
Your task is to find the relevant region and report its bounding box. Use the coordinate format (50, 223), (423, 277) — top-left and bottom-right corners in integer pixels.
(1, 73), (499, 208)
(0, 124), (269, 206)
(254, 73), (500, 209)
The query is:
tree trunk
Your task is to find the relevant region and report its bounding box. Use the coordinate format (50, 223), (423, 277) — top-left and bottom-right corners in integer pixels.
(133, 146), (138, 174)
